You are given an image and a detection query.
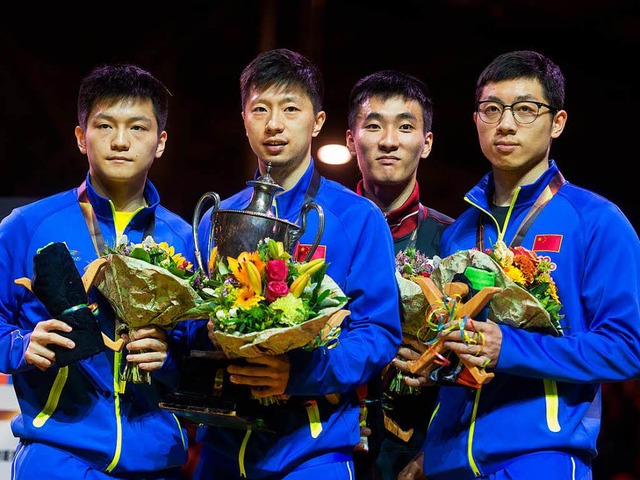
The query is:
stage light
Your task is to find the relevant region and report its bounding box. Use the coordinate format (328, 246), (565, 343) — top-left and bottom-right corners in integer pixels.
(317, 144), (351, 165)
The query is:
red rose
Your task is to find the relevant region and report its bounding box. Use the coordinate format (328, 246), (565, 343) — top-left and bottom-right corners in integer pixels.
(266, 259), (288, 282)
(265, 281), (289, 303)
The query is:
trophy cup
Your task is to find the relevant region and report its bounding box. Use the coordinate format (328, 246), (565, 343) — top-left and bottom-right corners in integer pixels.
(159, 163), (325, 430)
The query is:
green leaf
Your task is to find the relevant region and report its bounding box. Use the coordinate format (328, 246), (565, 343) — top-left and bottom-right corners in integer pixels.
(129, 247), (151, 263)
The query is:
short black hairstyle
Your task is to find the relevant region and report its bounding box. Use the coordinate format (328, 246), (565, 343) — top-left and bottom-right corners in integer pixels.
(348, 69), (433, 133)
(240, 48), (324, 115)
(77, 63), (171, 133)
(475, 50), (565, 110)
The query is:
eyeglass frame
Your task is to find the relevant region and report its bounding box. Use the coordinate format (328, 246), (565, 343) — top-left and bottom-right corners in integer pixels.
(475, 100), (558, 125)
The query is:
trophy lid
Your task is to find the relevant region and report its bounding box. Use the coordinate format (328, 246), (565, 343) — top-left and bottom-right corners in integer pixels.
(244, 163), (284, 216)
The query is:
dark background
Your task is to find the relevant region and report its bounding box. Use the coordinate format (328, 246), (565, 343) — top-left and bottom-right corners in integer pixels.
(1, 0), (638, 230)
(1, 1), (638, 478)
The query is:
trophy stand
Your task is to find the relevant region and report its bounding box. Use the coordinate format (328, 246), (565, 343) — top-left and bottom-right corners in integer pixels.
(158, 351), (274, 431)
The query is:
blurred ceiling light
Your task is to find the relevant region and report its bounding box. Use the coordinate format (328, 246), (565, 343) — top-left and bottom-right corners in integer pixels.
(317, 144), (351, 165)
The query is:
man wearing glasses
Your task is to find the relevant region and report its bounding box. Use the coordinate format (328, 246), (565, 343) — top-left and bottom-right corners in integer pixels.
(399, 50), (640, 479)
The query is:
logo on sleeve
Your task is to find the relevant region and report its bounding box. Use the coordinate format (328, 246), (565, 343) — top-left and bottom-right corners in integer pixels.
(532, 234), (563, 253)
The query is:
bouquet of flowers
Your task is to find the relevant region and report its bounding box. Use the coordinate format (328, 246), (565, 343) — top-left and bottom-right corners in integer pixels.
(395, 247), (441, 343)
(94, 235), (349, 385)
(94, 235), (202, 383)
(485, 240), (563, 329)
(430, 242), (564, 336)
(399, 241), (564, 390)
(384, 247), (441, 397)
(188, 237), (349, 359)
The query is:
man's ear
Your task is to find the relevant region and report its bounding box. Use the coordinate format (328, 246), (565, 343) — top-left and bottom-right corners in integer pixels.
(551, 110), (567, 139)
(420, 131), (434, 159)
(75, 126), (87, 154)
(155, 131), (168, 158)
(346, 130), (356, 156)
(311, 110), (326, 138)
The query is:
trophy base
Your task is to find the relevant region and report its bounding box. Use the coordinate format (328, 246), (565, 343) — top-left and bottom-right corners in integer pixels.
(159, 350), (274, 432)
(159, 393), (273, 432)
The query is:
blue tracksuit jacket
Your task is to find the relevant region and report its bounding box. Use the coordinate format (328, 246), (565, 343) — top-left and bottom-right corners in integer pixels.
(422, 160), (640, 479)
(0, 173), (191, 475)
(193, 160), (402, 479)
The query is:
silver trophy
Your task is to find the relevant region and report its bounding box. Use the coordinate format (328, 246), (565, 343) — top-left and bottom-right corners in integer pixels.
(160, 163), (324, 430)
(192, 163), (324, 272)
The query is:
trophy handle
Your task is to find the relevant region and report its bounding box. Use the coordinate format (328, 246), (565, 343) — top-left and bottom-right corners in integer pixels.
(192, 192), (221, 272)
(292, 202), (325, 262)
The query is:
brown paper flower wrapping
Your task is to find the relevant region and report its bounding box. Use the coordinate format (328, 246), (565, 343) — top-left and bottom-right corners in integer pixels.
(430, 249), (562, 336)
(395, 271), (438, 343)
(94, 254), (204, 329)
(213, 307), (346, 359)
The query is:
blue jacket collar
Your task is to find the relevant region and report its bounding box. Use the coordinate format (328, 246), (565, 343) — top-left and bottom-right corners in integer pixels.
(465, 160), (561, 211)
(82, 172), (160, 228)
(258, 159), (317, 223)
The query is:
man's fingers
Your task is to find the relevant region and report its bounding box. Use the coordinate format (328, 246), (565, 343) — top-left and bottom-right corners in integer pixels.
(397, 346), (422, 360)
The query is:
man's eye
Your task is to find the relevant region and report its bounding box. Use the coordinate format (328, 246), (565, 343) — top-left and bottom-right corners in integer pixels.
(516, 104), (535, 113)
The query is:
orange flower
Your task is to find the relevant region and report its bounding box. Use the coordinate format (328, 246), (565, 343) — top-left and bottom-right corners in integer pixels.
(513, 254), (536, 286)
(233, 286), (264, 309)
(228, 251), (266, 287)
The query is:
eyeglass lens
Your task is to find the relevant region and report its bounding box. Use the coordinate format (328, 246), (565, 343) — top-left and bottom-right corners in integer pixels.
(477, 101), (543, 124)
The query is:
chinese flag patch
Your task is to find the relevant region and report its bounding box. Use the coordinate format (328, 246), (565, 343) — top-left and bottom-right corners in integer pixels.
(532, 234), (563, 252)
(293, 244), (326, 262)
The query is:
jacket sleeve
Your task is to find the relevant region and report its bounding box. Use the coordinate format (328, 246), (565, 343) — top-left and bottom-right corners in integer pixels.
(0, 210), (40, 374)
(286, 204), (402, 395)
(497, 201), (640, 382)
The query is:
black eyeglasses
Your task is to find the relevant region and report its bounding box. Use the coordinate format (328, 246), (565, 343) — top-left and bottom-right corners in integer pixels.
(476, 100), (557, 124)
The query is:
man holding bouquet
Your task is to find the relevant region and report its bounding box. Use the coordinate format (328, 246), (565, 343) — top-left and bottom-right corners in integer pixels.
(346, 70), (453, 479)
(192, 48), (402, 479)
(401, 50), (640, 479)
(0, 64), (192, 478)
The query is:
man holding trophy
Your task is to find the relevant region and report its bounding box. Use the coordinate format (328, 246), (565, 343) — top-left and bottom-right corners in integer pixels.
(186, 48), (402, 479)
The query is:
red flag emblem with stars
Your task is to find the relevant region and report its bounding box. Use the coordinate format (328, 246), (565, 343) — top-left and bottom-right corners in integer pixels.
(533, 234), (563, 252)
(293, 244), (326, 262)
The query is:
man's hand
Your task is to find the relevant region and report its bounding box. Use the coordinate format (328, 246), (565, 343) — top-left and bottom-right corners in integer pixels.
(228, 354), (290, 397)
(25, 319), (74, 371)
(440, 319), (502, 370)
(124, 325), (169, 372)
(391, 343), (434, 388)
(398, 452), (427, 479)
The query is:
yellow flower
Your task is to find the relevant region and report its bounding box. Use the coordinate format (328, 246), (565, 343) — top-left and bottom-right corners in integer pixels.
(172, 253), (193, 271)
(233, 286), (264, 309)
(503, 265), (526, 285)
(549, 282), (560, 303)
(158, 242), (175, 256)
(207, 246), (218, 275)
